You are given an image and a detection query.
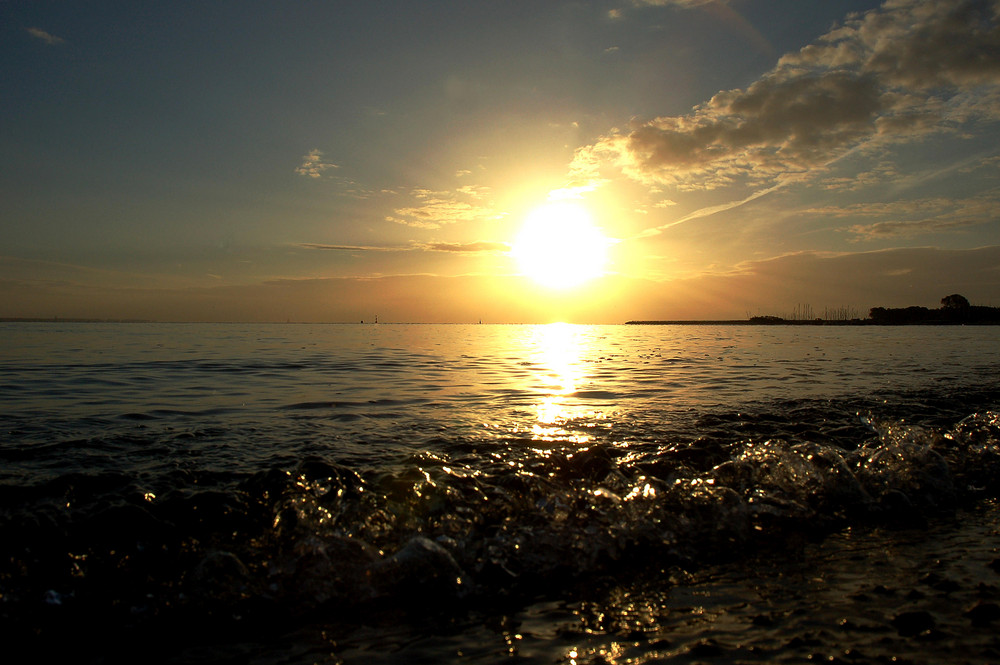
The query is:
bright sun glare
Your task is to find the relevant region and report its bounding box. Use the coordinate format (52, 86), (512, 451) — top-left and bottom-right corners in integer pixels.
(511, 203), (610, 289)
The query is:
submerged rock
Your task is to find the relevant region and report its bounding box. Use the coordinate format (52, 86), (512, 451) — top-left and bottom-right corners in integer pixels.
(276, 534), (379, 609)
(965, 602), (1000, 626)
(891, 610), (936, 636)
(371, 536), (467, 603)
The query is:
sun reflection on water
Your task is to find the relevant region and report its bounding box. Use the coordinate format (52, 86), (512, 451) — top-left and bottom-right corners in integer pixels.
(527, 323), (607, 444)
(536, 322), (582, 397)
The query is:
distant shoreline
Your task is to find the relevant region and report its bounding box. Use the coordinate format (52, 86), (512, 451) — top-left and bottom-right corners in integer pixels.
(624, 319), (855, 326)
(630, 299), (1000, 325)
(624, 319), (1000, 325)
(0, 318), (155, 323)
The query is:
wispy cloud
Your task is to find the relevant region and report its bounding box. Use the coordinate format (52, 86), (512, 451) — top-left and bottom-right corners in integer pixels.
(629, 0), (724, 7)
(848, 217), (991, 240)
(294, 149), (338, 178)
(799, 190), (1000, 240)
(821, 161), (903, 191)
(297, 241), (509, 254)
(803, 197), (958, 219)
(573, 0), (1000, 208)
(637, 179), (793, 237)
(26, 28), (65, 45)
(420, 241), (509, 253)
(386, 186), (505, 230)
(548, 181), (604, 201)
(298, 243), (403, 252)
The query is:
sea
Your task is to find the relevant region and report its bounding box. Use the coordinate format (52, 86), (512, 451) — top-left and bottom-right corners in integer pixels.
(1, 322), (999, 664)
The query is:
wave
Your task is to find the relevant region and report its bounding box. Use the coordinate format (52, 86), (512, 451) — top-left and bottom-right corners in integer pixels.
(1, 403), (998, 660)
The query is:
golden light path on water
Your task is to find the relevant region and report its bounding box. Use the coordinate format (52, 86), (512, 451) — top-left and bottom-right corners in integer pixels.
(529, 323), (607, 445)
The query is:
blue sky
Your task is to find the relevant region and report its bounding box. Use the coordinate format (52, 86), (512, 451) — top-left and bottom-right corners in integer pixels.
(3, 0), (999, 322)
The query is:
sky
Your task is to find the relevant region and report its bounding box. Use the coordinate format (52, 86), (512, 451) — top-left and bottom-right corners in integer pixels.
(3, 0), (1000, 323)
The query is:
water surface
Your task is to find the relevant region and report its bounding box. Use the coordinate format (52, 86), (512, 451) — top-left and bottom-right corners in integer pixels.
(1, 323), (998, 663)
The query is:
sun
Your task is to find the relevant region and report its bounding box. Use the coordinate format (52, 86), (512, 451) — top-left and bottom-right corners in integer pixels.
(511, 203), (611, 289)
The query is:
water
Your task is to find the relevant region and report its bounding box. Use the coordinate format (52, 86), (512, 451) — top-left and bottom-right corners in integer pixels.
(1, 322), (999, 664)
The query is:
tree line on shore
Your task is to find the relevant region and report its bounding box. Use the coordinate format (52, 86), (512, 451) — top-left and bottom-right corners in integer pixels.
(865, 293), (1000, 324)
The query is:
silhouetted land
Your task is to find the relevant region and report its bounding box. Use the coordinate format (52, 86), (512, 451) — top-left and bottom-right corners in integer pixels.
(628, 294), (1000, 325)
(625, 319), (872, 325)
(865, 305), (1000, 325)
(0, 318), (154, 323)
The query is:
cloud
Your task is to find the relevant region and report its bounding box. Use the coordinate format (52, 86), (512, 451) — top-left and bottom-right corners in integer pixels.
(629, 0), (725, 6)
(298, 243), (404, 252)
(294, 149), (338, 178)
(419, 241), (509, 253)
(798, 191), (1000, 240)
(571, 71), (883, 192)
(456, 184), (490, 199)
(804, 197), (957, 219)
(548, 181), (604, 200)
(848, 217), (991, 239)
(386, 186), (505, 229)
(638, 179), (792, 237)
(821, 161), (903, 191)
(297, 241), (509, 254)
(572, 0), (1000, 193)
(823, 1), (1000, 91)
(26, 28), (65, 45)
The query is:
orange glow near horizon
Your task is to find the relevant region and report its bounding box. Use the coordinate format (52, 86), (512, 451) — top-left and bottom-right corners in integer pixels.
(511, 202), (612, 290)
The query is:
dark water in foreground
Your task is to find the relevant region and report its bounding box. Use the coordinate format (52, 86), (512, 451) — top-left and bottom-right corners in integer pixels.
(1, 323), (999, 664)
